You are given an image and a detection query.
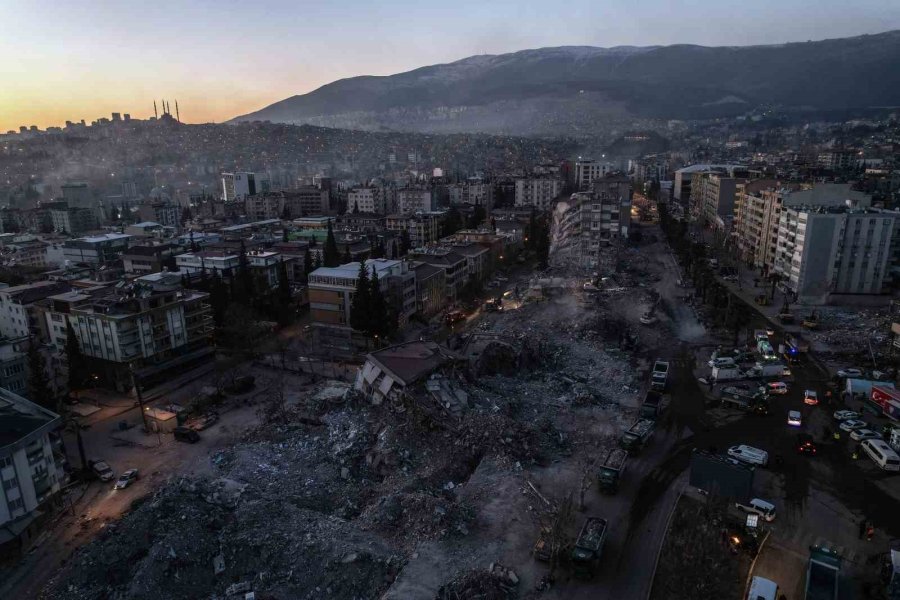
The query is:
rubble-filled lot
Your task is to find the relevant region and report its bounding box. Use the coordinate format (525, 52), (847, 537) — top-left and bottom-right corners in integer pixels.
(44, 276), (660, 600)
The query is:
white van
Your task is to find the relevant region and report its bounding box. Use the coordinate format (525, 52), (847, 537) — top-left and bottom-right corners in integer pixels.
(709, 356), (737, 369)
(747, 576), (779, 600)
(861, 439), (900, 471)
(728, 445), (769, 467)
(735, 498), (776, 522)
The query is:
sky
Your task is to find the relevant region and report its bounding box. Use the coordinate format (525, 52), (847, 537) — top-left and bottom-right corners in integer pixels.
(2, 0), (900, 132)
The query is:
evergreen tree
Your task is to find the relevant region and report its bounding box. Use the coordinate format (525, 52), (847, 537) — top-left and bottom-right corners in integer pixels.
(369, 265), (387, 337)
(371, 240), (385, 259)
(526, 210), (537, 251)
(282, 227), (289, 243)
(353, 200), (360, 214)
(349, 261), (370, 332)
(181, 206), (192, 225)
(323, 221), (340, 267)
(442, 206), (462, 236)
(277, 259), (291, 303)
(342, 245), (352, 265)
(65, 322), (86, 391)
(313, 253), (322, 269)
(209, 272), (228, 325)
(189, 230), (199, 252)
(303, 250), (314, 278)
(27, 339), (54, 411)
(399, 230), (411, 256)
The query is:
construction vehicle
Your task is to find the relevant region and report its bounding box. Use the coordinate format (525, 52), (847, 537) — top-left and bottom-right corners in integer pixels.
(570, 517), (608, 579)
(803, 311), (820, 330)
(755, 294), (770, 306)
(597, 448), (628, 493)
(651, 360), (670, 391)
(805, 544), (841, 600)
(640, 390), (670, 420)
(531, 526), (553, 562)
(619, 419), (655, 454)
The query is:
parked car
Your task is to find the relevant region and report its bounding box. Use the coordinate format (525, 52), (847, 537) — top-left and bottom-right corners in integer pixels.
(796, 433), (817, 455)
(728, 445), (769, 466)
(113, 469), (139, 490)
(850, 428), (882, 442)
(767, 382), (789, 395)
(89, 460), (114, 482)
(837, 368), (863, 379)
(833, 410), (861, 421)
(839, 419), (868, 432)
(709, 357), (737, 369)
(735, 498), (777, 522)
(803, 390), (819, 406)
(787, 411), (802, 427)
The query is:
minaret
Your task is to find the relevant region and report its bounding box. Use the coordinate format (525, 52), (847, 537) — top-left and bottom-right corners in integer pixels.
(175, 100), (180, 122)
(153, 100), (158, 119)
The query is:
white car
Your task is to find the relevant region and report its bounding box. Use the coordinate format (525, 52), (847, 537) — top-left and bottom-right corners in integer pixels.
(833, 410), (861, 421)
(837, 368), (863, 379)
(709, 357), (737, 369)
(839, 419), (868, 432)
(850, 428), (882, 442)
(804, 390), (819, 406)
(787, 410), (802, 427)
(767, 382), (789, 395)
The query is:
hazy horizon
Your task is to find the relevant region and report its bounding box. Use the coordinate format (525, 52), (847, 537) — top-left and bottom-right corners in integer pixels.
(2, 0), (900, 132)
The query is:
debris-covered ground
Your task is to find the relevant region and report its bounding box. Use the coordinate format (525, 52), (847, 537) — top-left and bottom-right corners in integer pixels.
(44, 270), (666, 600)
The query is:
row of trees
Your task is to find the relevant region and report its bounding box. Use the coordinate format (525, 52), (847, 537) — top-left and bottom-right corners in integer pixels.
(349, 262), (398, 339)
(658, 204), (751, 344)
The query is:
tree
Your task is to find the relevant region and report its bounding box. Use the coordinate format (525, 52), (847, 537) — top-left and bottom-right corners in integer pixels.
(323, 221), (340, 267)
(342, 245), (352, 265)
(399, 230), (411, 256)
(466, 205), (486, 229)
(181, 206), (192, 225)
(65, 322), (86, 391)
(353, 200), (360, 214)
(282, 227), (289, 243)
(277, 258), (291, 304)
(303, 250), (314, 278)
(349, 261), (370, 332)
(27, 339), (54, 411)
(442, 206), (462, 236)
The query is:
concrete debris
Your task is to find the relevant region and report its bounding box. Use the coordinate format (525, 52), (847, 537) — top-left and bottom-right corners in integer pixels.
(436, 563), (519, 600)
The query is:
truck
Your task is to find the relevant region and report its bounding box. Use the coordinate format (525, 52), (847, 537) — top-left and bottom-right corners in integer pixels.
(720, 386), (769, 414)
(570, 517), (608, 579)
(597, 448), (628, 493)
(689, 449), (755, 500)
(744, 362), (788, 380)
(712, 365), (743, 381)
(640, 391), (670, 420)
(805, 545), (841, 600)
(651, 360), (670, 391)
(619, 419), (655, 454)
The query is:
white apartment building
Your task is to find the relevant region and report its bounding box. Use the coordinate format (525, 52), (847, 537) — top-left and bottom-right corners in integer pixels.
(773, 206), (898, 303)
(62, 233), (132, 265)
(385, 213), (443, 248)
(514, 178), (562, 210)
(0, 388), (64, 549)
(222, 172), (270, 201)
(347, 187), (386, 214)
(447, 181), (494, 209)
(572, 159), (614, 191)
(397, 189), (433, 214)
(0, 281), (72, 339)
(175, 251), (240, 277)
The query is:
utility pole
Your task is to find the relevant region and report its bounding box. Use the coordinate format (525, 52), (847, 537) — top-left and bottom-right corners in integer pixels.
(130, 364), (149, 431)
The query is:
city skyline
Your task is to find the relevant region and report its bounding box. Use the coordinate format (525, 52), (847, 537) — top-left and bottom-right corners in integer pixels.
(2, 0), (900, 132)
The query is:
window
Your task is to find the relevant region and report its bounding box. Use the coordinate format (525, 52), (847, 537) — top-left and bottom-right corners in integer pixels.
(0, 455), (11, 468)
(2, 477), (17, 491)
(8, 497), (24, 512)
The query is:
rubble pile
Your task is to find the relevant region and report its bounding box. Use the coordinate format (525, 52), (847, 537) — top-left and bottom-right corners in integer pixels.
(807, 306), (894, 359)
(436, 563), (519, 600)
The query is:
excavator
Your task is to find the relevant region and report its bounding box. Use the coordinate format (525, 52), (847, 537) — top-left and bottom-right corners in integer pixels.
(802, 310), (819, 329)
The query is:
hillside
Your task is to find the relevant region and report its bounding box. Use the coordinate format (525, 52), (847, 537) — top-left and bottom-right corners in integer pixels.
(232, 31), (900, 136)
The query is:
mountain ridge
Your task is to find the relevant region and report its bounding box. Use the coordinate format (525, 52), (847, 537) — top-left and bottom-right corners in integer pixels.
(232, 30), (900, 135)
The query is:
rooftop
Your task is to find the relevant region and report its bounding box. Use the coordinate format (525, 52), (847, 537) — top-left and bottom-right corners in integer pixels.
(367, 341), (458, 387)
(79, 233), (131, 244)
(0, 388), (60, 450)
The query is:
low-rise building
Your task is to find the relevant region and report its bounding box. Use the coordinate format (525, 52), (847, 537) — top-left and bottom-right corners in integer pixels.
(62, 233), (131, 265)
(122, 243), (183, 275)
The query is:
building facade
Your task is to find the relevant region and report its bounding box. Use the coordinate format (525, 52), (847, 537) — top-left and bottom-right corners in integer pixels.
(514, 178), (562, 210)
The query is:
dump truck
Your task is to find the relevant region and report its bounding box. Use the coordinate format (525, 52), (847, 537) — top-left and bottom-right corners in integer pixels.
(570, 517), (608, 579)
(651, 360), (670, 391)
(640, 391), (670, 420)
(689, 449), (754, 500)
(597, 448), (628, 493)
(805, 544), (841, 600)
(619, 419), (655, 454)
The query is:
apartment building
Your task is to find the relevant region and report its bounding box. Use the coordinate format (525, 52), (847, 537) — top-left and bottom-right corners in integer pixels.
(137, 200), (180, 229)
(447, 180), (494, 209)
(122, 244), (183, 275)
(385, 213), (443, 248)
(62, 233), (131, 265)
(549, 174), (632, 269)
(308, 259), (416, 328)
(66, 278), (214, 389)
(673, 164), (746, 204)
(175, 250), (240, 278)
(397, 189), (433, 214)
(244, 193), (285, 221)
(514, 178), (562, 210)
(283, 187), (329, 218)
(0, 388), (65, 553)
(412, 262), (446, 318)
(570, 159), (615, 191)
(406, 249), (469, 303)
(348, 187), (391, 214)
(693, 172), (748, 228)
(50, 206), (96, 235)
(0, 337), (28, 396)
(0, 281), (72, 339)
(222, 172), (270, 201)
(773, 206), (898, 303)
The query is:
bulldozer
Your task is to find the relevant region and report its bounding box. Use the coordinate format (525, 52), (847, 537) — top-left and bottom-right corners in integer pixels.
(802, 311), (819, 329)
